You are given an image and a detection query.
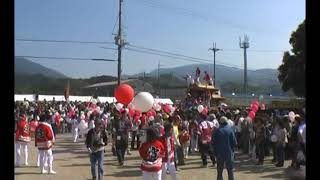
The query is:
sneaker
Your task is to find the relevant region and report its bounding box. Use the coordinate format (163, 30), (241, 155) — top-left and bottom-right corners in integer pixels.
(41, 169), (48, 174)
(127, 151), (132, 155)
(48, 170), (57, 174)
(24, 162), (29, 166)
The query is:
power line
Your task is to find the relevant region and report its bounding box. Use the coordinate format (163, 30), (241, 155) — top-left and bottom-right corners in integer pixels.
(15, 56), (116, 62)
(127, 44), (212, 62)
(222, 49), (285, 53)
(100, 46), (118, 51)
(15, 38), (115, 45)
(131, 0), (272, 35)
(127, 44), (247, 68)
(125, 47), (209, 64)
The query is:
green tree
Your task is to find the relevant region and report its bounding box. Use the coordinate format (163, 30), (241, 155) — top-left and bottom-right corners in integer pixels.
(278, 20), (305, 97)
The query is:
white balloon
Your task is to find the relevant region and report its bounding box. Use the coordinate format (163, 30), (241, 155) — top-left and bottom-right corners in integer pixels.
(132, 92), (154, 112)
(197, 105), (204, 113)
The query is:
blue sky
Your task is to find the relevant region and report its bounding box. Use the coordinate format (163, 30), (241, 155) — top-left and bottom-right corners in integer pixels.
(15, 0), (305, 78)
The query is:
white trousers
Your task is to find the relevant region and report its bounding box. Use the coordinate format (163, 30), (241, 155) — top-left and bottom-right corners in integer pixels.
(142, 170), (162, 180)
(39, 148), (54, 171)
(161, 162), (178, 180)
(182, 143), (190, 158)
(37, 150), (48, 167)
(73, 127), (79, 142)
(15, 141), (29, 165)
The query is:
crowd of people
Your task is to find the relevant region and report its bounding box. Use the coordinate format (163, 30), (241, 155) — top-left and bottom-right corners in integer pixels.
(14, 98), (306, 180)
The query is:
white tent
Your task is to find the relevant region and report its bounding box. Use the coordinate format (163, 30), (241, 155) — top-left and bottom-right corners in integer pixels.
(154, 98), (174, 105)
(38, 95), (65, 101)
(14, 94), (35, 101)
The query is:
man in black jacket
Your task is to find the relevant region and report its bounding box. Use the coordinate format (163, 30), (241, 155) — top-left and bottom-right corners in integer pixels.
(85, 119), (108, 180)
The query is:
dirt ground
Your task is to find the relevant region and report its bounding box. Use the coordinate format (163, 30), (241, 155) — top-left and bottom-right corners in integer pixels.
(14, 133), (305, 180)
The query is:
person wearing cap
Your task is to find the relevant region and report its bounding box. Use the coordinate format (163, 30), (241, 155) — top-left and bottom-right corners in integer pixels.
(85, 119), (108, 180)
(212, 116), (237, 180)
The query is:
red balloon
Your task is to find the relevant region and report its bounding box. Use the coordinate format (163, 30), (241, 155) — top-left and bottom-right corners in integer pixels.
(251, 104), (259, 112)
(249, 111), (256, 120)
(252, 100), (259, 107)
(114, 84), (134, 105)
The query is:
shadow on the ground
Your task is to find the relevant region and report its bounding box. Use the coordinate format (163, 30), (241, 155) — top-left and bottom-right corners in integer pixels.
(15, 172), (41, 175)
(61, 163), (91, 167)
(105, 169), (142, 177)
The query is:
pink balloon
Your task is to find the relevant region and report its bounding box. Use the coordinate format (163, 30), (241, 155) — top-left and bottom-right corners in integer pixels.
(249, 111), (256, 120)
(163, 104), (171, 114)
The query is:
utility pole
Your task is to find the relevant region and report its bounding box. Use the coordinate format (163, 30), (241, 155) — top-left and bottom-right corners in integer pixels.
(209, 42), (221, 87)
(115, 0), (125, 85)
(239, 35), (249, 96)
